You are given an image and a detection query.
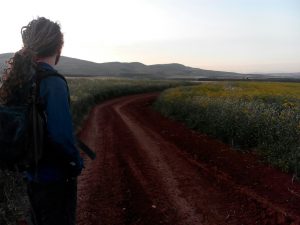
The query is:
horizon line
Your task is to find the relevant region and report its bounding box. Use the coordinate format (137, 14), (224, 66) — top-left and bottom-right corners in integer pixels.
(1, 52), (299, 75)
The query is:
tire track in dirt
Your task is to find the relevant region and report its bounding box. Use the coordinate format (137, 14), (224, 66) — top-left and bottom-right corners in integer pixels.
(77, 93), (300, 225)
(77, 99), (126, 225)
(114, 99), (204, 225)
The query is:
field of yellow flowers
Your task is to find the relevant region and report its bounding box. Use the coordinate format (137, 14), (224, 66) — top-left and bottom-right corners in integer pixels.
(154, 81), (300, 173)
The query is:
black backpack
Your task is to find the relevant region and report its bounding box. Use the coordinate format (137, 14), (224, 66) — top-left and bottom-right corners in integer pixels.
(0, 70), (96, 171)
(0, 70), (64, 171)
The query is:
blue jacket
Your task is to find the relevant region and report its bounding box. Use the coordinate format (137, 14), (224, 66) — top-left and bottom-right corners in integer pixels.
(27, 62), (83, 183)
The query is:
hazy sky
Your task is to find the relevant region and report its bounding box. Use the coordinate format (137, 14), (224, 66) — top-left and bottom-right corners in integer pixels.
(1, 0), (299, 73)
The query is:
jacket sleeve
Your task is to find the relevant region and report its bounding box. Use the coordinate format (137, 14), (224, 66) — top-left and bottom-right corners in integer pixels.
(39, 76), (83, 172)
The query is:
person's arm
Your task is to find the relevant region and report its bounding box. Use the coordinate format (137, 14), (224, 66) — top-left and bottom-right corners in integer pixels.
(40, 76), (83, 176)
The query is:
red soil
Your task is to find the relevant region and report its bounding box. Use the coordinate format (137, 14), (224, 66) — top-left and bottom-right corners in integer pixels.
(77, 93), (300, 225)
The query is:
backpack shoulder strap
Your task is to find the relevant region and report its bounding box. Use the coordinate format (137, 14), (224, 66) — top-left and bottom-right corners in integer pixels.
(35, 70), (96, 160)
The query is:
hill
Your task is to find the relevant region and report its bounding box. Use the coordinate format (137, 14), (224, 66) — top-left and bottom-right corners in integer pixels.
(1, 53), (299, 80)
(0, 53), (244, 79)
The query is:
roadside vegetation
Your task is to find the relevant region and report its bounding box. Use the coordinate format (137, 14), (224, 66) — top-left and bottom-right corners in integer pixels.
(0, 78), (184, 225)
(154, 81), (300, 174)
(68, 78), (183, 128)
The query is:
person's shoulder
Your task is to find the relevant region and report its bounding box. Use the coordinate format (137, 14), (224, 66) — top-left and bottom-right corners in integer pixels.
(39, 73), (68, 98)
(39, 72), (67, 89)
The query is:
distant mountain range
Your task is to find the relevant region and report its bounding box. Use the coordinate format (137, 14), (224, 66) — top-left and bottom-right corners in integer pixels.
(1, 53), (299, 80)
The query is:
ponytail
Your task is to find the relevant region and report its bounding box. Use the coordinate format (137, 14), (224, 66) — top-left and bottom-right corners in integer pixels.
(0, 49), (37, 104)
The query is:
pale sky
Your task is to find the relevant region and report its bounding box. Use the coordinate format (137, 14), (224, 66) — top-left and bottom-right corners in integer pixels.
(0, 0), (299, 73)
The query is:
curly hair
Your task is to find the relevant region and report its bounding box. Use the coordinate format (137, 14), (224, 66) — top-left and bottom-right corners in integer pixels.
(0, 17), (64, 104)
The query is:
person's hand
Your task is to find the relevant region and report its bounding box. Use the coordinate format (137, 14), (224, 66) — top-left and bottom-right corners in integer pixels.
(67, 157), (84, 178)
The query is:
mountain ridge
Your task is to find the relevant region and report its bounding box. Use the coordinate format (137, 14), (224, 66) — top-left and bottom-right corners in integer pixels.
(1, 53), (299, 80)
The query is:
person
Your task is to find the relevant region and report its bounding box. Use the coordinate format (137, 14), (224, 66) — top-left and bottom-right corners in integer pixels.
(0, 17), (84, 225)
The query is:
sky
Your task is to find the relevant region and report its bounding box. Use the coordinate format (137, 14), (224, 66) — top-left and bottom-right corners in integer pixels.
(0, 0), (299, 73)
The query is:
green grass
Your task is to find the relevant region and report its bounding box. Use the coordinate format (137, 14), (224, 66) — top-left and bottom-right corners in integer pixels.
(154, 81), (300, 173)
(68, 78), (184, 128)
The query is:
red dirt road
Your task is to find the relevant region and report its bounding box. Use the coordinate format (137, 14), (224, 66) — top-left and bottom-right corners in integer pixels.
(77, 93), (300, 225)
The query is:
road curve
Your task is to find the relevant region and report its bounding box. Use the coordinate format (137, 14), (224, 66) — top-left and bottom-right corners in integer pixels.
(77, 93), (300, 225)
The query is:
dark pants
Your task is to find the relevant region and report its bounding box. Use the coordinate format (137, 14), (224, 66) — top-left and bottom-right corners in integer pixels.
(27, 179), (77, 225)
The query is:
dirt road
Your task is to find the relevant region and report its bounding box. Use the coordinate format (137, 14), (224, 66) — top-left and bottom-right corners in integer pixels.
(77, 93), (300, 225)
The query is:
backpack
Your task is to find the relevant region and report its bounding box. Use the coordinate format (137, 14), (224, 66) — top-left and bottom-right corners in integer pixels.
(0, 70), (96, 171)
(0, 70), (61, 171)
